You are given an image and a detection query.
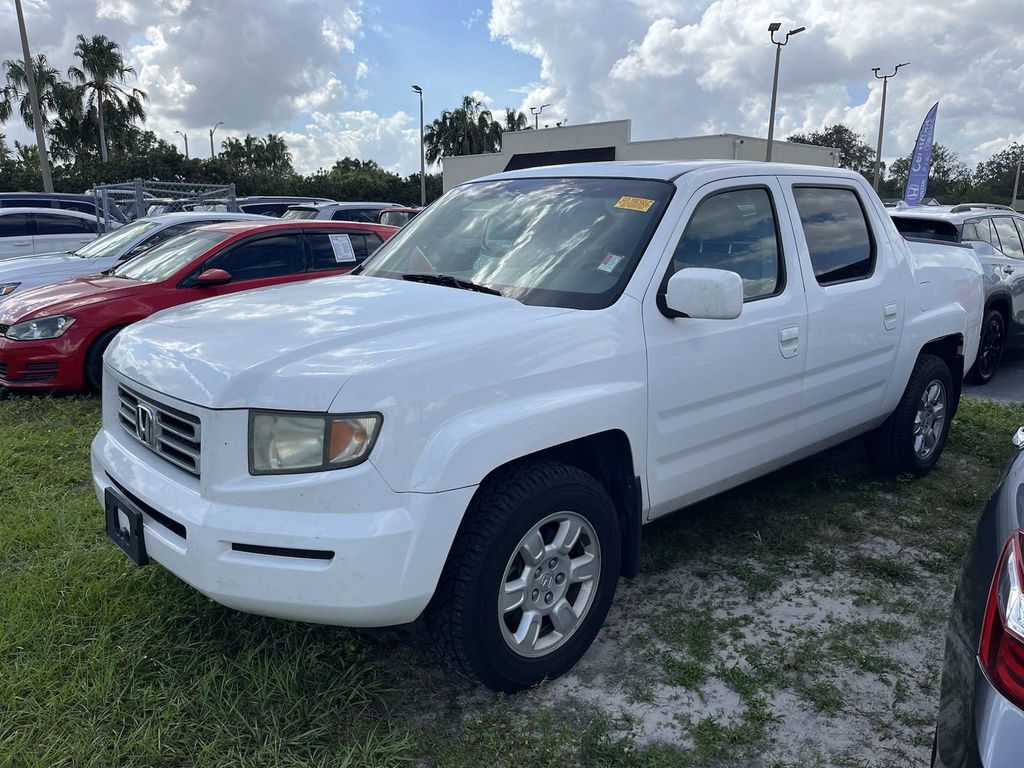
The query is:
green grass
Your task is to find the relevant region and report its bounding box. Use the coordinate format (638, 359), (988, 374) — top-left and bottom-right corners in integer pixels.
(2, 393), (1022, 766)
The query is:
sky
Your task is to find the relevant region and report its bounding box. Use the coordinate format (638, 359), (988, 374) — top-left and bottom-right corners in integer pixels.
(1, 0), (1021, 176)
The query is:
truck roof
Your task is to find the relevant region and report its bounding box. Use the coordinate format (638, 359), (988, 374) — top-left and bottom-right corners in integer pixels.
(475, 160), (864, 185)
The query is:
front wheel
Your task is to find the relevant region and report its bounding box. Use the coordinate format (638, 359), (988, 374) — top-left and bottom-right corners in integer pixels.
(426, 460), (621, 692)
(965, 308), (1006, 385)
(867, 353), (954, 477)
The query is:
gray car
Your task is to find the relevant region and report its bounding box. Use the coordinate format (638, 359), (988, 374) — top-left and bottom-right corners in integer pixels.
(891, 204), (1024, 384)
(933, 425), (1024, 767)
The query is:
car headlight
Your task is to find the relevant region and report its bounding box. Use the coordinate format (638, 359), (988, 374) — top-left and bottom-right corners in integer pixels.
(0, 282), (20, 298)
(249, 411), (382, 474)
(4, 315), (76, 340)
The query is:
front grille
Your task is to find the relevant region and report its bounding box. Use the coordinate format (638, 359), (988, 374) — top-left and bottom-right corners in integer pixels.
(117, 385), (202, 477)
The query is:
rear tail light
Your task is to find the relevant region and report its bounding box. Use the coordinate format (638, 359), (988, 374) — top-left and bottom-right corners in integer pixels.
(979, 530), (1024, 709)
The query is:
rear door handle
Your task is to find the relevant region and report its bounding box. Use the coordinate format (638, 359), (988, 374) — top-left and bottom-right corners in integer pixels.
(1003, 265), (1015, 275)
(883, 303), (898, 331)
(779, 325), (799, 358)
(10, 241), (30, 246)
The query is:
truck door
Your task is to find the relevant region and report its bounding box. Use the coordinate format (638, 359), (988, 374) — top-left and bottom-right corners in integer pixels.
(778, 178), (905, 443)
(643, 178), (808, 518)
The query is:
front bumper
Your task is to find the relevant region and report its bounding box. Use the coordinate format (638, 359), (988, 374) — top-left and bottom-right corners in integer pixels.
(91, 382), (475, 627)
(0, 335), (80, 389)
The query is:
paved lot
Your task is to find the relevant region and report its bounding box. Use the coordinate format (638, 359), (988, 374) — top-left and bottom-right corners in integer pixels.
(964, 350), (1024, 404)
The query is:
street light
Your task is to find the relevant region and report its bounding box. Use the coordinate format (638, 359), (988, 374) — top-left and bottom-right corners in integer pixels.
(174, 130), (189, 159)
(209, 121), (223, 159)
(13, 0), (52, 192)
(871, 62), (910, 191)
(411, 85), (425, 207)
(530, 104), (551, 130)
(765, 22), (805, 162)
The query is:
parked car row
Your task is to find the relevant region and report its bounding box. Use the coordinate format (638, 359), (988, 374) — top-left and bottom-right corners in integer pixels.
(77, 161), (986, 696)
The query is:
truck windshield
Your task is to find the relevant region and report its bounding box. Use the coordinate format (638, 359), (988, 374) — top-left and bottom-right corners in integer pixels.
(111, 230), (231, 282)
(358, 177), (673, 309)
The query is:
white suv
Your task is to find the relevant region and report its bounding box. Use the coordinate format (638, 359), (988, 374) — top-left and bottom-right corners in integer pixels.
(281, 201), (403, 222)
(0, 207), (109, 261)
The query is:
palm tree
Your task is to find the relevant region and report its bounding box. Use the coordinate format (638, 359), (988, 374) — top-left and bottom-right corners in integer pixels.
(261, 133), (292, 172)
(424, 95), (503, 166)
(68, 34), (147, 162)
(0, 131), (10, 162)
(0, 54), (63, 131)
(503, 108), (529, 133)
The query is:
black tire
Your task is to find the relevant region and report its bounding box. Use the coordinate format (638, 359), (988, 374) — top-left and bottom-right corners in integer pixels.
(426, 459), (620, 692)
(84, 327), (123, 392)
(866, 353), (954, 477)
(965, 308), (1006, 385)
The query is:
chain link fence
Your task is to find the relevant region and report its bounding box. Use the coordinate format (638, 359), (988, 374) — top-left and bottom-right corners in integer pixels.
(90, 179), (238, 229)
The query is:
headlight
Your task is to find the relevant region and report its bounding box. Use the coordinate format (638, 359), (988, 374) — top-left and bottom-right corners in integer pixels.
(0, 282), (20, 298)
(249, 411), (382, 474)
(5, 315), (76, 340)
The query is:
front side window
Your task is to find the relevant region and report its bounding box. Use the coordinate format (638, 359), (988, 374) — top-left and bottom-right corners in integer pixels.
(205, 233), (301, 280)
(669, 187), (782, 301)
(332, 208), (377, 223)
(34, 212), (95, 236)
(992, 217), (1024, 260)
(113, 230), (231, 282)
(359, 177), (674, 309)
(793, 187), (874, 285)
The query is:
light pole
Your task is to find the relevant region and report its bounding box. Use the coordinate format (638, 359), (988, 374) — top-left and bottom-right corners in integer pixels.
(530, 103), (551, 130)
(174, 130), (189, 159)
(765, 22), (805, 162)
(1011, 152), (1022, 210)
(871, 62), (910, 192)
(411, 85), (425, 207)
(13, 0), (52, 192)
(209, 121), (223, 159)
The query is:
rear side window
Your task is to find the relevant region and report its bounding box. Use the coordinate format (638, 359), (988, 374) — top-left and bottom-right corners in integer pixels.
(891, 216), (959, 243)
(2, 198), (54, 209)
(208, 233), (302, 280)
(670, 187), (782, 301)
(309, 232), (378, 270)
(331, 208), (377, 223)
(0, 213), (31, 237)
(34, 212), (95, 235)
(793, 187), (874, 285)
(240, 203), (288, 217)
(992, 217), (1024, 260)
(61, 201), (98, 216)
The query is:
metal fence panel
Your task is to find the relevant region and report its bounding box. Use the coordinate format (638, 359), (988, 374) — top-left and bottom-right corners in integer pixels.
(90, 179), (239, 229)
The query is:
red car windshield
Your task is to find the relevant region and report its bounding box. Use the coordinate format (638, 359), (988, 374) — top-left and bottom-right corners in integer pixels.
(111, 230), (231, 282)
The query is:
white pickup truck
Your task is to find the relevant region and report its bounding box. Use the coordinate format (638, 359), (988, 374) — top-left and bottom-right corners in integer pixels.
(92, 161), (983, 692)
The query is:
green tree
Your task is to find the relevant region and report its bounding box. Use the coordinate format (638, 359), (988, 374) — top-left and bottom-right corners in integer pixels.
(0, 54), (63, 131)
(424, 95), (503, 165)
(0, 131), (10, 161)
(788, 124), (876, 179)
(973, 142), (1024, 203)
(884, 144), (973, 203)
(503, 108), (530, 133)
(68, 34), (147, 163)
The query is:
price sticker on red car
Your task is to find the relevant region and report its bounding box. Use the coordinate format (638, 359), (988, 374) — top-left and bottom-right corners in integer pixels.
(329, 234), (357, 263)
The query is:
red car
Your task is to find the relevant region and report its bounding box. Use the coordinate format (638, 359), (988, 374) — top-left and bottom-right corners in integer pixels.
(0, 219), (397, 392)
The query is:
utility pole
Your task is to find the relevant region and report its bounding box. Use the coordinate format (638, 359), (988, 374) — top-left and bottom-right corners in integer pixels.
(411, 86), (425, 206)
(530, 103), (551, 130)
(209, 121), (223, 159)
(871, 62), (909, 192)
(1011, 152), (1022, 210)
(174, 130), (189, 159)
(14, 0), (53, 192)
(765, 23), (805, 162)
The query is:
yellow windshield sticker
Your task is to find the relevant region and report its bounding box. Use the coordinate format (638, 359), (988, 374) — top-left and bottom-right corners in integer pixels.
(614, 195), (656, 213)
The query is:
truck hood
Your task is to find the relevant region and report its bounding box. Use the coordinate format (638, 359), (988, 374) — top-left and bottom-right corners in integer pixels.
(0, 252), (117, 298)
(109, 275), (571, 410)
(0, 273), (145, 323)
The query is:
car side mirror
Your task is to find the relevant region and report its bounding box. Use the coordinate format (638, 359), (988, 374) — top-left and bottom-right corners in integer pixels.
(660, 268), (743, 320)
(192, 268), (232, 288)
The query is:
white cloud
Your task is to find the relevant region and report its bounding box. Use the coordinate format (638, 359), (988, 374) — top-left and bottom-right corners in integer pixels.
(282, 109), (419, 175)
(463, 8), (484, 30)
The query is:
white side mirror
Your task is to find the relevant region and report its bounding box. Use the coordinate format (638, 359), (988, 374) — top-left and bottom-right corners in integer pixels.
(662, 268), (743, 320)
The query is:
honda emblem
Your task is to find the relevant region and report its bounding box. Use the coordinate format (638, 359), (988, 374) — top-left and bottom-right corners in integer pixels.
(135, 403), (156, 447)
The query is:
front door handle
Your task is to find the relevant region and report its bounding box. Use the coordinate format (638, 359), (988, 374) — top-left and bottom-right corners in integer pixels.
(1003, 265), (1015, 275)
(779, 325), (799, 358)
(10, 241), (30, 247)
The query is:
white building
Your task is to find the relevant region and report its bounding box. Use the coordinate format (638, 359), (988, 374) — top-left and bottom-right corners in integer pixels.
(442, 119), (841, 191)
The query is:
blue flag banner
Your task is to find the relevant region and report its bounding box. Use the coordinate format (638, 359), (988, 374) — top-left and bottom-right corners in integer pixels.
(903, 102), (939, 206)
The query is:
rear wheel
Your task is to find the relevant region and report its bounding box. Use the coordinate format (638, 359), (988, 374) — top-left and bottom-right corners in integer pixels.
(84, 327), (123, 392)
(867, 353), (954, 477)
(966, 308), (1006, 385)
(426, 460), (620, 692)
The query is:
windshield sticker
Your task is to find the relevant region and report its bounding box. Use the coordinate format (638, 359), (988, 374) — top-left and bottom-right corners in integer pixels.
(614, 195), (656, 213)
(329, 234), (357, 263)
(598, 253), (624, 273)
